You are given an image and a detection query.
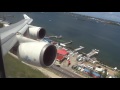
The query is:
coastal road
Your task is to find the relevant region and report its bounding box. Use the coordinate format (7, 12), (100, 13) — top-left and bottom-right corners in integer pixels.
(50, 65), (82, 78)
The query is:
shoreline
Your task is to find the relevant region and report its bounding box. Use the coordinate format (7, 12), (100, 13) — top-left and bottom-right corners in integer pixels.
(49, 36), (120, 71)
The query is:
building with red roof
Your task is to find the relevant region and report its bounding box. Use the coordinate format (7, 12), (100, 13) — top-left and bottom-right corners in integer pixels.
(56, 48), (69, 61)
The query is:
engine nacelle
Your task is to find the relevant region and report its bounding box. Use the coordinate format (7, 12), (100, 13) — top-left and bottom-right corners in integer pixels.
(28, 25), (46, 39)
(17, 41), (57, 67)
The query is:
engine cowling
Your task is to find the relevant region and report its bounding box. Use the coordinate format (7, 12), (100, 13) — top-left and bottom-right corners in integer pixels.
(17, 41), (57, 67)
(28, 26), (46, 39)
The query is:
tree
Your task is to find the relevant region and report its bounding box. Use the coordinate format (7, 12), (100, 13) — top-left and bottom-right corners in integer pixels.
(98, 71), (102, 78)
(114, 71), (120, 78)
(89, 69), (93, 77)
(102, 69), (107, 78)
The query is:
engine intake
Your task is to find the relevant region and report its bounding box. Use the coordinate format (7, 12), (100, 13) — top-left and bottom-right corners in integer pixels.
(17, 41), (57, 67)
(28, 26), (46, 39)
(38, 28), (46, 39)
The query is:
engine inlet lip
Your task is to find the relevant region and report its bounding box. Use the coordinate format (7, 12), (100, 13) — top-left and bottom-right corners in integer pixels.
(37, 28), (46, 39)
(40, 44), (56, 67)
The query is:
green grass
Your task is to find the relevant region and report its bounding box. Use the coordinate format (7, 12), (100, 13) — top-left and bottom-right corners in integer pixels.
(3, 54), (47, 78)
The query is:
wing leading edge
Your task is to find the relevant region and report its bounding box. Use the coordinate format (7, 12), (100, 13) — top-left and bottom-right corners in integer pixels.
(0, 14), (33, 56)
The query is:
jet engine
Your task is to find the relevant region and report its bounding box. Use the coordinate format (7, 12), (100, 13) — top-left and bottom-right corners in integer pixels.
(17, 41), (57, 67)
(28, 25), (46, 39)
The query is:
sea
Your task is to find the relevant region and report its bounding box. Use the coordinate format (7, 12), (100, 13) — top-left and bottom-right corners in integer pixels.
(1, 12), (120, 69)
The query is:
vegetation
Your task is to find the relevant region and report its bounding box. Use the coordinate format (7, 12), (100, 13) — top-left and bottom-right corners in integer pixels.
(3, 54), (47, 78)
(89, 69), (93, 77)
(102, 69), (107, 78)
(114, 71), (120, 78)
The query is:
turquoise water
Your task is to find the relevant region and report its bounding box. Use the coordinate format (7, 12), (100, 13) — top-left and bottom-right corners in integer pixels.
(1, 12), (120, 69)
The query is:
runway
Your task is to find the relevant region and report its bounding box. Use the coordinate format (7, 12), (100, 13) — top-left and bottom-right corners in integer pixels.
(50, 65), (81, 78)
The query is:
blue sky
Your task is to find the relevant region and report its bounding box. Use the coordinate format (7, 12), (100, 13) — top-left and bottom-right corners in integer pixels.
(73, 12), (120, 22)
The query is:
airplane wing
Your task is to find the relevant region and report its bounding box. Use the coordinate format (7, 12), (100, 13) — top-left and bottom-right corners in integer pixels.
(0, 14), (33, 56)
(0, 14), (57, 78)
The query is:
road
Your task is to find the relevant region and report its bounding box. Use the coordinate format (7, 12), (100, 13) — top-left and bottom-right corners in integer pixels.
(50, 65), (82, 78)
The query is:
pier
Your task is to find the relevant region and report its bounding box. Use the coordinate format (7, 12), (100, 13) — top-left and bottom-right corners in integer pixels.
(48, 35), (62, 39)
(74, 46), (84, 52)
(86, 49), (99, 58)
(63, 40), (73, 45)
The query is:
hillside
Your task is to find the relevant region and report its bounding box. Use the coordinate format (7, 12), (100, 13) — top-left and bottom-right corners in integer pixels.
(3, 54), (47, 78)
